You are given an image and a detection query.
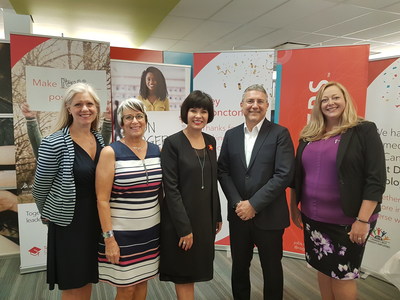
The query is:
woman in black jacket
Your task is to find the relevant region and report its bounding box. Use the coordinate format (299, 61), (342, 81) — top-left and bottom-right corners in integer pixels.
(290, 81), (386, 300)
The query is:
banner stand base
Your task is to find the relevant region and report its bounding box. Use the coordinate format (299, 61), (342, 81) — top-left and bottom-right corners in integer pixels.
(20, 265), (46, 274)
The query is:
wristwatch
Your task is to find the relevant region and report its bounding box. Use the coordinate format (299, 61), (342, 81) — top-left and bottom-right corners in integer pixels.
(102, 230), (114, 239)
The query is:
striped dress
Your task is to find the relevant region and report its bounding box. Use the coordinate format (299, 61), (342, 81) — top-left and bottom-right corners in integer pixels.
(98, 141), (162, 287)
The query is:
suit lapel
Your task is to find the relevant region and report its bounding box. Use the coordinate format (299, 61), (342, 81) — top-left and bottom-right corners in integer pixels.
(247, 120), (271, 169)
(236, 125), (247, 169)
(336, 127), (354, 168)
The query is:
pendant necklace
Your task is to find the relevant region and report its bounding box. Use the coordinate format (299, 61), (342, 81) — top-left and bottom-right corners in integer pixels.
(194, 148), (206, 189)
(123, 139), (144, 150)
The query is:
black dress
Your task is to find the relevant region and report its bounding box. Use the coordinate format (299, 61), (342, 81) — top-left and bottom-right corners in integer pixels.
(47, 140), (101, 290)
(160, 131), (219, 284)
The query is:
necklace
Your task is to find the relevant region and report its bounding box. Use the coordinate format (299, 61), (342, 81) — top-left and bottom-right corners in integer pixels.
(131, 145), (144, 150)
(122, 139), (145, 150)
(194, 148), (206, 189)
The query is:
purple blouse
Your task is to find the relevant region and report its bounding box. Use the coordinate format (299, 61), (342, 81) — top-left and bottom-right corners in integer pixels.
(301, 135), (357, 225)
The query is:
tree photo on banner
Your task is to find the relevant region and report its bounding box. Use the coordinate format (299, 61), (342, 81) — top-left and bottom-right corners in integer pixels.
(0, 42), (19, 256)
(193, 50), (275, 246)
(10, 34), (111, 272)
(110, 60), (191, 146)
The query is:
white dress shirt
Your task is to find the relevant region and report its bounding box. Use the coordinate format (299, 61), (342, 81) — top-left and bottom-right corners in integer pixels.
(244, 119), (265, 167)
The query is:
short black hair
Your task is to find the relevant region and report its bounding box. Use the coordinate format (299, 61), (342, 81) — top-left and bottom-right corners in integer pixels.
(180, 90), (214, 124)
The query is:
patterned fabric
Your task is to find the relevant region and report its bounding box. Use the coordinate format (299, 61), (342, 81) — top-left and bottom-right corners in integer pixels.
(32, 127), (104, 226)
(98, 141), (162, 286)
(302, 213), (375, 280)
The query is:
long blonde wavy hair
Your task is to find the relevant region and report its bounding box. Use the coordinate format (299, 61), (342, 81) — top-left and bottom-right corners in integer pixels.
(53, 82), (101, 132)
(300, 81), (363, 141)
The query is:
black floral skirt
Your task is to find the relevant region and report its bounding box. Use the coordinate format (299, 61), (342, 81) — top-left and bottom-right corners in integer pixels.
(302, 213), (375, 280)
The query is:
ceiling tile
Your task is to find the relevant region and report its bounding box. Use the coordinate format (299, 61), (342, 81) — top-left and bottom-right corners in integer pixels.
(382, 2), (400, 13)
(168, 0), (231, 19)
(345, 0), (400, 9)
(319, 37), (366, 46)
(250, 0), (336, 28)
(345, 20), (400, 40)
(246, 29), (305, 49)
(218, 23), (276, 48)
(151, 16), (203, 39)
(286, 3), (371, 32)
(210, 0), (287, 23)
(317, 11), (400, 36)
(291, 33), (335, 45)
(373, 31), (400, 43)
(182, 20), (241, 42)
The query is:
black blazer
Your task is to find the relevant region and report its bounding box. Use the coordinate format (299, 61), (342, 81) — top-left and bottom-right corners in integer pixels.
(161, 131), (221, 237)
(218, 119), (295, 230)
(293, 121), (386, 217)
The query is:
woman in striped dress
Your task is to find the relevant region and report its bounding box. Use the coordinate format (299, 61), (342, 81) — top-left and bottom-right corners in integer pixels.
(96, 98), (162, 300)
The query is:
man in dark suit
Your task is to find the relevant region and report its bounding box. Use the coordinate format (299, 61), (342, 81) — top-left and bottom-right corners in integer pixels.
(218, 84), (294, 300)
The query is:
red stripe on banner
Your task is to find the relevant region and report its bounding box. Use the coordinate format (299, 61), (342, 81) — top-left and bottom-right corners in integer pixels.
(368, 58), (398, 85)
(278, 45), (369, 145)
(277, 45), (369, 254)
(10, 34), (50, 67)
(193, 52), (220, 78)
(110, 47), (163, 63)
(215, 235), (230, 246)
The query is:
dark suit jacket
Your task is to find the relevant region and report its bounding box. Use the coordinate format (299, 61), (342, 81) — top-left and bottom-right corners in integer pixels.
(293, 121), (386, 217)
(161, 131), (222, 237)
(218, 119), (295, 230)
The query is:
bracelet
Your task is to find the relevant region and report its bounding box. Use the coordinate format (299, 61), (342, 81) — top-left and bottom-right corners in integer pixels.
(102, 230), (114, 239)
(356, 217), (370, 224)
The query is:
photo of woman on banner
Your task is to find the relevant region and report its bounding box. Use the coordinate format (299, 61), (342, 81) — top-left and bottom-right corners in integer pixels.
(290, 81), (386, 300)
(138, 66), (170, 111)
(32, 83), (106, 298)
(96, 98), (162, 299)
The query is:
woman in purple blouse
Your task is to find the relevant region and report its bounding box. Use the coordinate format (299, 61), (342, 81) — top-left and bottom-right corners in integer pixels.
(290, 81), (386, 300)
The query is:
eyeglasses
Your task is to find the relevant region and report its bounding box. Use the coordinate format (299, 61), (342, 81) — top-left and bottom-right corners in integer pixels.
(122, 114), (145, 122)
(244, 99), (267, 105)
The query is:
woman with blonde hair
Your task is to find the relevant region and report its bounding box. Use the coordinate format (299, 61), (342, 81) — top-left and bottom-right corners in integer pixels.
(33, 82), (105, 299)
(290, 81), (386, 300)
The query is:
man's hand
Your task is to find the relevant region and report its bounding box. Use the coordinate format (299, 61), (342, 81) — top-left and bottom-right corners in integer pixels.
(235, 200), (256, 221)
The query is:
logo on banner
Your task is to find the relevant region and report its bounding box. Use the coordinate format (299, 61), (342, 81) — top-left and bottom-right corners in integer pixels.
(28, 247), (42, 256)
(368, 227), (391, 248)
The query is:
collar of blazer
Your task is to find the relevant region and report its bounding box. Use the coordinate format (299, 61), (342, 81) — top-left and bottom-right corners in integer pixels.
(62, 127), (75, 163)
(335, 127), (354, 168)
(297, 126), (355, 169)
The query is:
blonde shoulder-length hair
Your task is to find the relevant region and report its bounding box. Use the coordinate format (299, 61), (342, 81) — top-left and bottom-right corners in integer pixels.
(53, 82), (101, 132)
(300, 81), (364, 142)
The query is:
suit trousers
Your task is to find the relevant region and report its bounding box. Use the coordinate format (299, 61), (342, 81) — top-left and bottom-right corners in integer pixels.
(229, 217), (284, 300)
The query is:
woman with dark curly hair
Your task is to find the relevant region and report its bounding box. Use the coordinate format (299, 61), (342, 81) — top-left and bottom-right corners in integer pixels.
(138, 66), (169, 111)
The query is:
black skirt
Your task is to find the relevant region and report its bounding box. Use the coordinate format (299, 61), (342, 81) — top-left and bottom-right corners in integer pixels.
(302, 213), (375, 280)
